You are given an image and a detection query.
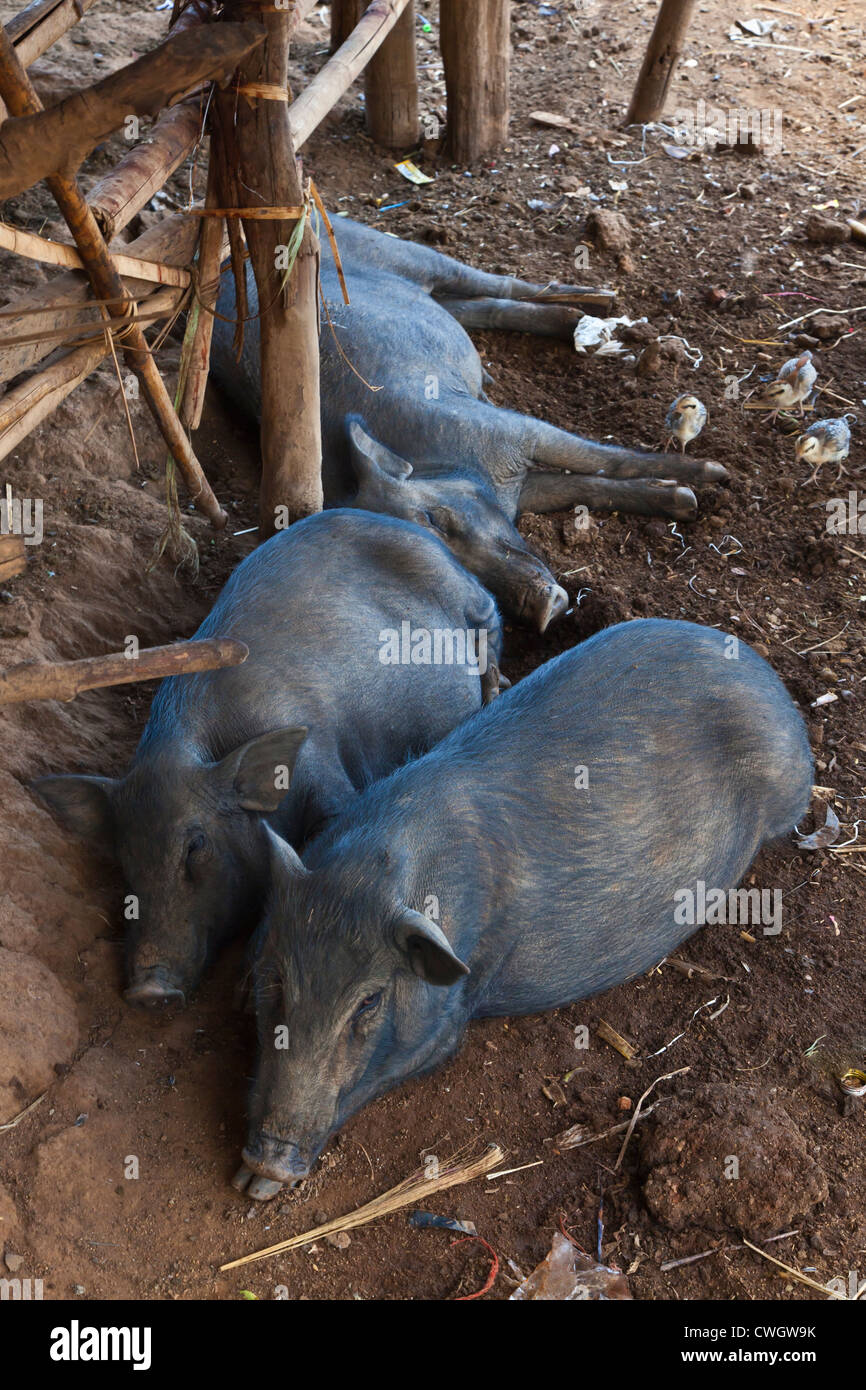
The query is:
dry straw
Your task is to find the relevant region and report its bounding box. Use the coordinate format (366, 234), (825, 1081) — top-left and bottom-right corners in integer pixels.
(221, 1141), (504, 1271)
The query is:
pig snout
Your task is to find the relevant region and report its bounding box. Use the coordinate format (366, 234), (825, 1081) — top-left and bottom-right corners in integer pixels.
(236, 1133), (312, 1199)
(532, 582), (569, 633)
(124, 966), (187, 1009)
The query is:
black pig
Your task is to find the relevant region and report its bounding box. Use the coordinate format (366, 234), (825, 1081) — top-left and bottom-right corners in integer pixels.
(237, 619), (812, 1198)
(34, 511), (502, 1006)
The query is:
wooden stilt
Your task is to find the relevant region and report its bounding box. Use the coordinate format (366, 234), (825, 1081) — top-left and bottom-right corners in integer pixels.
(0, 29), (227, 529)
(330, 0), (365, 51)
(625, 0), (696, 126)
(179, 155), (224, 432)
(219, 6), (323, 532)
(365, 0), (418, 148)
(440, 0), (511, 164)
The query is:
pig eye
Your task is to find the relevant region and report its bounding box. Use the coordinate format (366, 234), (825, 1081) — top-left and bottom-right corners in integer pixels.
(185, 832), (209, 874)
(353, 991), (382, 1022)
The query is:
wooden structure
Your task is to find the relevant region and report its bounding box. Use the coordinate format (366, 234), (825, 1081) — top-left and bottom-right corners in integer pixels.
(626, 0), (697, 126)
(0, 0), (515, 548)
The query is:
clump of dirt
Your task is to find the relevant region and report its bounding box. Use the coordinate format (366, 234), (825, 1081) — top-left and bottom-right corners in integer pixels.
(640, 1083), (829, 1236)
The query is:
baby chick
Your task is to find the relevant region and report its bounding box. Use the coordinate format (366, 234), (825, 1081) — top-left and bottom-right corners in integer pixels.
(760, 350), (817, 423)
(664, 394), (707, 452)
(795, 417), (851, 484)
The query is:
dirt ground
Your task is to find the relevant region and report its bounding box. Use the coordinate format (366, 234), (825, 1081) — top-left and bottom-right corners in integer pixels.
(0, 0), (864, 1302)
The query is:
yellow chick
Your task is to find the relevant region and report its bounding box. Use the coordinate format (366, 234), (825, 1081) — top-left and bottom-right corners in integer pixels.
(664, 394), (707, 452)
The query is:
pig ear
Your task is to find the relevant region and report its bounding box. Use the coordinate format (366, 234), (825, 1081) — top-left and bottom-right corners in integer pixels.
(347, 417), (413, 483)
(220, 727), (308, 813)
(32, 775), (117, 855)
(264, 824), (307, 879)
(393, 909), (469, 987)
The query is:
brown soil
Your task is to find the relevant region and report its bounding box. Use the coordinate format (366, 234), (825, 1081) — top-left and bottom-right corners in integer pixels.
(0, 0), (864, 1302)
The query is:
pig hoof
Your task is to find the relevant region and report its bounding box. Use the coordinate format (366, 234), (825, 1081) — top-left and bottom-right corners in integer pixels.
(248, 1176), (285, 1201)
(231, 1165), (284, 1201)
(537, 583), (569, 633)
(701, 461), (729, 484)
(231, 1164), (256, 1193)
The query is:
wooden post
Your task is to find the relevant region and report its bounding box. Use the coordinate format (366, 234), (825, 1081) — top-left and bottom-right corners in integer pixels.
(218, 6), (323, 532)
(625, 0), (696, 126)
(179, 155), (224, 432)
(365, 0), (418, 148)
(331, 0), (364, 50)
(0, 28), (228, 529)
(440, 0), (510, 164)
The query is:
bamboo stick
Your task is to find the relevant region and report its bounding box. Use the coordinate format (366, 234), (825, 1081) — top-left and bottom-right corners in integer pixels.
(0, 637), (249, 706)
(0, 24), (265, 199)
(0, 29), (227, 529)
(625, 0), (697, 126)
(87, 98), (205, 242)
(179, 153), (223, 432)
(288, 0), (413, 149)
(0, 287), (182, 464)
(0, 214), (199, 386)
(0, 220), (191, 288)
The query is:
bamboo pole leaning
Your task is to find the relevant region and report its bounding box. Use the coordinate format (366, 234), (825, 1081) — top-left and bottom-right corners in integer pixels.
(0, 638), (250, 706)
(179, 154), (224, 432)
(289, 0), (413, 149)
(87, 97), (206, 242)
(0, 28), (227, 529)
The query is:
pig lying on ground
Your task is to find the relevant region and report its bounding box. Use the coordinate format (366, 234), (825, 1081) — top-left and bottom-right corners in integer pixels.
(34, 510), (502, 1007)
(234, 619), (811, 1199)
(212, 217), (727, 629)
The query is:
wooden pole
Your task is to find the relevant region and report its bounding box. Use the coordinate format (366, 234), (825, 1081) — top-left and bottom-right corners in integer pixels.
(0, 24), (263, 200)
(179, 155), (224, 432)
(0, 29), (228, 529)
(289, 0), (413, 149)
(0, 288), (182, 464)
(1, 0), (99, 119)
(0, 638), (249, 706)
(87, 98), (204, 241)
(330, 0), (364, 50)
(0, 214), (200, 386)
(365, 0), (418, 148)
(440, 0), (510, 164)
(218, 6), (323, 531)
(625, 0), (696, 126)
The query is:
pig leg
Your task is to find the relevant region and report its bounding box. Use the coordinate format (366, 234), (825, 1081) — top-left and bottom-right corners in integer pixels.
(523, 417), (728, 486)
(519, 470), (698, 520)
(437, 297), (581, 341)
(332, 219), (611, 309)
